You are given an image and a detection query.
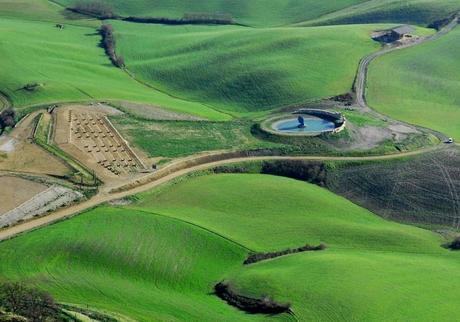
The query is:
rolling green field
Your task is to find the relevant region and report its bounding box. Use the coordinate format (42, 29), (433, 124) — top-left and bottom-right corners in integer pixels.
(114, 22), (381, 115)
(301, 0), (460, 26)
(367, 27), (460, 139)
(55, 0), (368, 27)
(53, 0), (460, 27)
(0, 17), (227, 119)
(0, 174), (459, 321)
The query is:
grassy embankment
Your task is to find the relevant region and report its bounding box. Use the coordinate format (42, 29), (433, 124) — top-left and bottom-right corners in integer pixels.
(0, 174), (459, 321)
(367, 27), (460, 139)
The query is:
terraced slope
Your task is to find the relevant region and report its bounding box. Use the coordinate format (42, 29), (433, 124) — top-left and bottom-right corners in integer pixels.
(0, 18), (227, 120)
(54, 0), (368, 27)
(367, 27), (460, 139)
(115, 23), (382, 115)
(0, 174), (458, 321)
(301, 0), (460, 26)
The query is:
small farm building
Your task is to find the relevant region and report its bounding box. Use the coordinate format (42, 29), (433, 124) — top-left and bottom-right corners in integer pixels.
(372, 25), (415, 43)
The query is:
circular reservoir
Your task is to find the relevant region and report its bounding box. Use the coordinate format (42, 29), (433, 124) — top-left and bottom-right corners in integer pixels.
(260, 110), (346, 137)
(272, 115), (336, 134)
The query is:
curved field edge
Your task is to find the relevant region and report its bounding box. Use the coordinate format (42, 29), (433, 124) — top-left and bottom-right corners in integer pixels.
(0, 17), (229, 120)
(130, 173), (460, 321)
(367, 26), (460, 139)
(0, 174), (458, 321)
(0, 207), (257, 322)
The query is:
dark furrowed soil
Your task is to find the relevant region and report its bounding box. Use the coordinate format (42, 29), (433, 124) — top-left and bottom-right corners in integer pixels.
(327, 146), (460, 228)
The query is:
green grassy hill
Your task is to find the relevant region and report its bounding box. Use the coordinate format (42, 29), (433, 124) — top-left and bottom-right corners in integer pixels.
(0, 207), (255, 321)
(55, 0), (367, 27)
(114, 22), (381, 115)
(0, 17), (227, 119)
(1, 174), (457, 321)
(300, 0), (460, 27)
(367, 27), (460, 139)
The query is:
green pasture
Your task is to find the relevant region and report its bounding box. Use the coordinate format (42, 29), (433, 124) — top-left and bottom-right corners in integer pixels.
(367, 27), (460, 139)
(54, 0), (367, 27)
(301, 0), (460, 26)
(0, 207), (259, 322)
(0, 174), (458, 321)
(114, 22), (382, 115)
(0, 18), (227, 120)
(111, 117), (279, 157)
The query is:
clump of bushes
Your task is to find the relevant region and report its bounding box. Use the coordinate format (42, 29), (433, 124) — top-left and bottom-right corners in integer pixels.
(214, 282), (291, 314)
(22, 83), (42, 92)
(69, 0), (115, 19)
(261, 160), (327, 186)
(445, 237), (460, 250)
(182, 12), (234, 24)
(99, 24), (124, 68)
(244, 243), (326, 265)
(0, 282), (74, 321)
(0, 108), (16, 134)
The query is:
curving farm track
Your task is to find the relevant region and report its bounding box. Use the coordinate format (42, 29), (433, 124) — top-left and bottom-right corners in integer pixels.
(0, 144), (446, 241)
(354, 15), (459, 109)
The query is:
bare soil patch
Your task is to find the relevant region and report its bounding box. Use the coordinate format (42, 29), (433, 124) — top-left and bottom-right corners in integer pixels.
(54, 106), (150, 183)
(0, 113), (69, 176)
(0, 176), (47, 214)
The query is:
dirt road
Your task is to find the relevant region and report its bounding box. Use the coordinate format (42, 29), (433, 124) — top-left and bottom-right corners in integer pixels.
(0, 144), (446, 241)
(354, 15), (459, 109)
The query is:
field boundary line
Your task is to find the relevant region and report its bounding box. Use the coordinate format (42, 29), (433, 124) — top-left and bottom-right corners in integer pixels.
(132, 208), (255, 252)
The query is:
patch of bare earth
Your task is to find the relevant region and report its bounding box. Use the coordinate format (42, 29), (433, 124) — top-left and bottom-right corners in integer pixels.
(346, 121), (419, 150)
(53, 105), (151, 187)
(0, 176), (47, 214)
(0, 185), (83, 228)
(0, 113), (69, 176)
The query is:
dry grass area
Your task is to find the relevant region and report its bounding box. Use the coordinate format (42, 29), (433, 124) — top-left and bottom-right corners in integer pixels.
(54, 106), (149, 182)
(0, 176), (47, 214)
(0, 113), (69, 176)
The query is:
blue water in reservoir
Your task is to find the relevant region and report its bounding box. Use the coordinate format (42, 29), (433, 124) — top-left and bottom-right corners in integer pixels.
(273, 116), (336, 133)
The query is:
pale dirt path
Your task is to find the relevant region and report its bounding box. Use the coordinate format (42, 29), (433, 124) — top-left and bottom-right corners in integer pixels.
(355, 15), (459, 109)
(0, 144), (444, 241)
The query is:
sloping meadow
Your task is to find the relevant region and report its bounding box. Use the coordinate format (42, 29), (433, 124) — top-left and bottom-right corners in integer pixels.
(1, 174), (458, 320)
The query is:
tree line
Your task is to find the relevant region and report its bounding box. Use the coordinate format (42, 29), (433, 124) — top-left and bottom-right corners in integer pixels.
(70, 0), (236, 25)
(99, 24), (124, 68)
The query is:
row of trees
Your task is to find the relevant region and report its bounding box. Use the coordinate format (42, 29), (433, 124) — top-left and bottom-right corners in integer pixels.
(70, 0), (235, 25)
(99, 24), (125, 68)
(244, 243), (326, 265)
